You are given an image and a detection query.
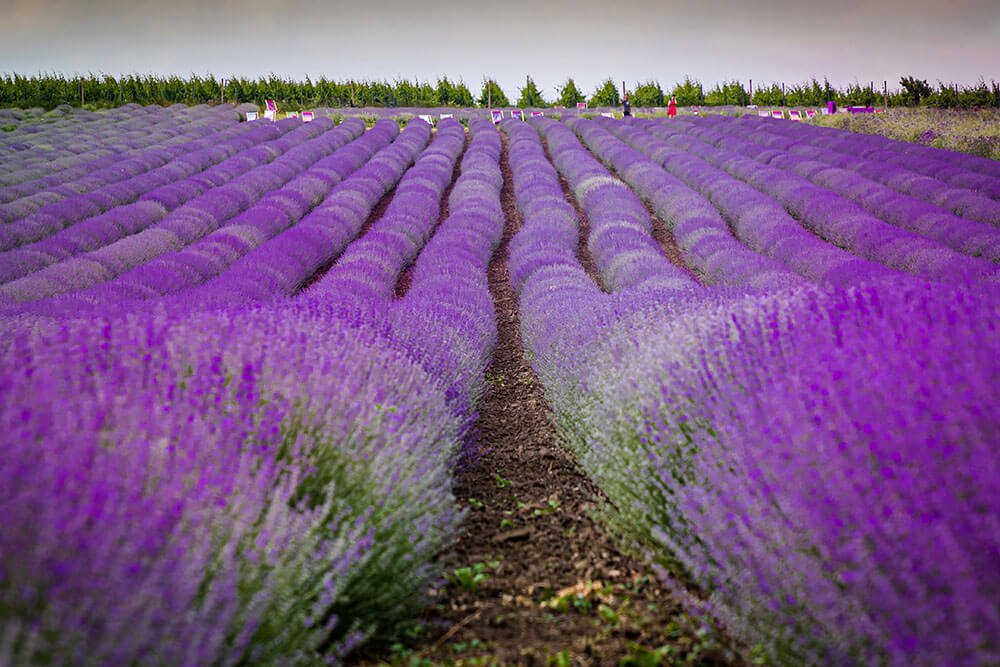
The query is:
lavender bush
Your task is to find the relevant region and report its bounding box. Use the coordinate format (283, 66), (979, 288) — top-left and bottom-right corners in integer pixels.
(683, 116), (1000, 262)
(504, 115), (1000, 666)
(637, 118), (1000, 283)
(0, 115), (503, 664)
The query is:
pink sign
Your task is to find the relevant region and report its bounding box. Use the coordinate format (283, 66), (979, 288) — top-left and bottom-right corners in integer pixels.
(510, 109), (524, 120)
(771, 110), (785, 119)
(490, 109), (504, 124)
(576, 102), (587, 109)
(301, 111), (315, 122)
(530, 110), (544, 117)
(788, 109), (802, 121)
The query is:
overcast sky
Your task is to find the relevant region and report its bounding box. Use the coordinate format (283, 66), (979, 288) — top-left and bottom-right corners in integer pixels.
(2, 0), (997, 98)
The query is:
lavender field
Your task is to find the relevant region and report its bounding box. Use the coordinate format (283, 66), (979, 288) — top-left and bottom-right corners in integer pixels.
(1, 104), (998, 666)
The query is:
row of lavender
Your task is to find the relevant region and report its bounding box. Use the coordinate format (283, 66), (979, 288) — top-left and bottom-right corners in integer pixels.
(1, 105), (243, 196)
(0, 116), (502, 664)
(504, 114), (1000, 666)
(1, 115), (388, 306)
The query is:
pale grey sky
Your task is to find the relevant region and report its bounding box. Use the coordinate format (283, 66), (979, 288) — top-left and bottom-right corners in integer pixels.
(1, 0), (997, 98)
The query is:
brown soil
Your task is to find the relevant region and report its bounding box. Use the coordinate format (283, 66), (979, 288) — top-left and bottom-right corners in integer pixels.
(540, 136), (605, 290)
(646, 213), (704, 285)
(394, 132), (470, 299)
(353, 133), (738, 666)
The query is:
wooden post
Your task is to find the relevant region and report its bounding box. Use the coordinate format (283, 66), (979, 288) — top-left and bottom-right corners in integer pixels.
(220, 78), (225, 105)
(622, 80), (626, 102)
(883, 80), (888, 111)
(749, 78), (753, 104)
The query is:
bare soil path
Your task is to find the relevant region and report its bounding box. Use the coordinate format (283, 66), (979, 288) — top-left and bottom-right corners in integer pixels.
(353, 132), (737, 666)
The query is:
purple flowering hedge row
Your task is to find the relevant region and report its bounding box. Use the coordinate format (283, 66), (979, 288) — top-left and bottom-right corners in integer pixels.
(707, 114), (1000, 227)
(0, 119), (297, 278)
(0, 105), (241, 218)
(0, 116), (501, 664)
(3, 103), (1000, 666)
(0, 116), (358, 306)
(506, 115), (1000, 666)
(681, 116), (1000, 261)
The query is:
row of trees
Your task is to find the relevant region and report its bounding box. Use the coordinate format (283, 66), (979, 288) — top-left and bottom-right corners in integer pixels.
(2, 73), (998, 111)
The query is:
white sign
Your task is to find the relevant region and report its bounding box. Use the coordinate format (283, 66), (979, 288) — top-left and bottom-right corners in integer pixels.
(771, 110), (784, 119)
(600, 112), (615, 118)
(286, 111), (299, 119)
(245, 111), (259, 121)
(490, 110), (504, 124)
(302, 111), (315, 122)
(788, 109), (803, 121)
(418, 114), (434, 124)
(758, 110), (770, 117)
(440, 113), (454, 119)
(264, 110), (276, 121)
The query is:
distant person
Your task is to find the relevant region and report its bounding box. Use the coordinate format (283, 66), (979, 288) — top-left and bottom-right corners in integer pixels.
(667, 96), (677, 118)
(623, 95), (632, 117)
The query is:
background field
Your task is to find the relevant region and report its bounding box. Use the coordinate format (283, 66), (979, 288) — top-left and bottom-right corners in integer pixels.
(2, 103), (998, 666)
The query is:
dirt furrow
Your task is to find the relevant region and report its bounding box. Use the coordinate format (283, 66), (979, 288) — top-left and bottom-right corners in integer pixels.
(355, 132), (735, 666)
(394, 131), (470, 299)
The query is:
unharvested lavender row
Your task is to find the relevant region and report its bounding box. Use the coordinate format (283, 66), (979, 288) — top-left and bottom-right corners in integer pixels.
(532, 117), (696, 294)
(188, 119), (430, 305)
(305, 117), (466, 301)
(66, 119), (388, 308)
(0, 118), (503, 664)
(682, 116), (1000, 262)
(506, 117), (1000, 666)
(635, 119), (1000, 283)
(0, 117), (360, 307)
(564, 116), (805, 290)
(788, 118), (1000, 197)
(0, 120), (296, 275)
(0, 105), (238, 181)
(0, 105), (240, 210)
(1, 106), (177, 186)
(718, 115), (1000, 225)
(600, 117), (893, 286)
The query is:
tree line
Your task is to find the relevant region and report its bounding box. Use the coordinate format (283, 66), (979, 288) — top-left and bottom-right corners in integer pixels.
(1, 73), (997, 110)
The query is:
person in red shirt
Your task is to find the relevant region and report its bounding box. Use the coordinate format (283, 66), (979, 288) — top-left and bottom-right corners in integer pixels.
(667, 96), (677, 118)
